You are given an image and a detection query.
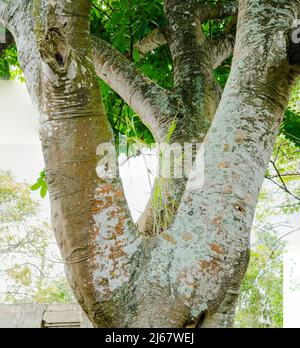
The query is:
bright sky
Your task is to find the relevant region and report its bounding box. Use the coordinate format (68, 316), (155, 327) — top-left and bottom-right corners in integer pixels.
(0, 80), (299, 327)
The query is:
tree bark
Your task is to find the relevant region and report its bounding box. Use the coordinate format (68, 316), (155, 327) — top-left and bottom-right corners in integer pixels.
(1, 0), (299, 328)
(92, 37), (177, 142)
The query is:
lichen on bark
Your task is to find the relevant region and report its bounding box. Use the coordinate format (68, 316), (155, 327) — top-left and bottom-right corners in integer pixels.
(1, 0), (299, 328)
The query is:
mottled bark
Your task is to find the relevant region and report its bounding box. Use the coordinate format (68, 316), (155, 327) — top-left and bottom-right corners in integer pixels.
(125, 0), (300, 328)
(134, 26), (168, 56)
(1, 0), (42, 105)
(0, 1), (5, 19)
(1, 0), (299, 328)
(93, 37), (178, 142)
(208, 33), (236, 70)
(195, 1), (238, 21)
(92, 0), (232, 236)
(37, 1), (143, 327)
(1, 0), (138, 327)
(135, 0), (231, 235)
(164, 0), (221, 139)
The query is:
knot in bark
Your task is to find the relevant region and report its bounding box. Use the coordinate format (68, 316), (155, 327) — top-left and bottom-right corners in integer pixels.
(39, 26), (71, 74)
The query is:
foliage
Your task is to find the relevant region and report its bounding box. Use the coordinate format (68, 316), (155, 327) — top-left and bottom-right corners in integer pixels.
(1, 1), (300, 148)
(30, 170), (48, 198)
(91, 0), (171, 149)
(0, 171), (73, 304)
(0, 171), (36, 225)
(236, 135), (300, 328)
(282, 109), (300, 148)
(2, 0), (300, 196)
(235, 228), (284, 328)
(281, 78), (300, 147)
(263, 136), (300, 216)
(0, 45), (24, 81)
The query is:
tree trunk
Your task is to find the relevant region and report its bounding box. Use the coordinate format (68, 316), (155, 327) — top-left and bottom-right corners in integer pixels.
(1, 0), (299, 327)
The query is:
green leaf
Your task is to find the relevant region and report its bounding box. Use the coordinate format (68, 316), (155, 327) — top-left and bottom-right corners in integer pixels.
(30, 182), (42, 191)
(40, 186), (47, 199)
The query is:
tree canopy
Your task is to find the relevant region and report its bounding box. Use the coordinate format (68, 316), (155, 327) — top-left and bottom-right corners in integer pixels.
(1, 0), (300, 152)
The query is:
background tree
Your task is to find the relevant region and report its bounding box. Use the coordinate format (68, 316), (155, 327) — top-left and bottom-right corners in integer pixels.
(0, 171), (73, 304)
(236, 129), (300, 327)
(0, 0), (300, 327)
(235, 229), (285, 328)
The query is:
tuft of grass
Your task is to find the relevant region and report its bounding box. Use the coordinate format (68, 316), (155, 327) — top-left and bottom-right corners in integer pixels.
(151, 118), (178, 235)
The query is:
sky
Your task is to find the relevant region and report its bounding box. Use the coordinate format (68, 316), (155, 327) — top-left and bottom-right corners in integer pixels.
(0, 80), (299, 327)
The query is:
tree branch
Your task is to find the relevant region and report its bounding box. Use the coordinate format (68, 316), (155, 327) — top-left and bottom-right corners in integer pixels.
(33, 0), (142, 328)
(93, 37), (176, 141)
(0, 0), (9, 42)
(195, 1), (238, 21)
(1, 0), (42, 106)
(134, 26), (168, 55)
(265, 160), (300, 201)
(208, 32), (236, 69)
(0, 0), (7, 21)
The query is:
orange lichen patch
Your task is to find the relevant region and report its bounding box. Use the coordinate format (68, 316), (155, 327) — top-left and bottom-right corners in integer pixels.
(162, 233), (177, 245)
(223, 144), (230, 152)
(105, 196), (113, 203)
(199, 258), (221, 273)
(95, 183), (113, 195)
(212, 215), (223, 225)
(92, 225), (100, 239)
(209, 243), (224, 255)
(109, 209), (120, 219)
(218, 162), (229, 169)
(115, 216), (126, 234)
(200, 260), (210, 269)
(91, 206), (101, 214)
(91, 198), (114, 215)
(91, 200), (105, 213)
(88, 181), (137, 298)
(108, 239), (126, 260)
(92, 182), (126, 217)
(115, 190), (124, 198)
(234, 129), (247, 144)
(182, 233), (193, 241)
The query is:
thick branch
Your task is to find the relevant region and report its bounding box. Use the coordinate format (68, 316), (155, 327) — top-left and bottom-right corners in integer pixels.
(93, 37), (176, 141)
(134, 27), (167, 55)
(1, 0), (42, 106)
(195, 1), (238, 21)
(164, 0), (222, 141)
(0, 1), (9, 45)
(8, 0), (141, 328)
(130, 0), (300, 328)
(208, 33), (236, 69)
(0, 0), (7, 20)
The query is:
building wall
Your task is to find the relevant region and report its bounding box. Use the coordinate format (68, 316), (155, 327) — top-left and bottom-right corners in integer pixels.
(0, 304), (93, 328)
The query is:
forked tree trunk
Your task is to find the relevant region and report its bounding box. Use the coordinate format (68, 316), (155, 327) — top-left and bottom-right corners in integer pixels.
(0, 0), (299, 327)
